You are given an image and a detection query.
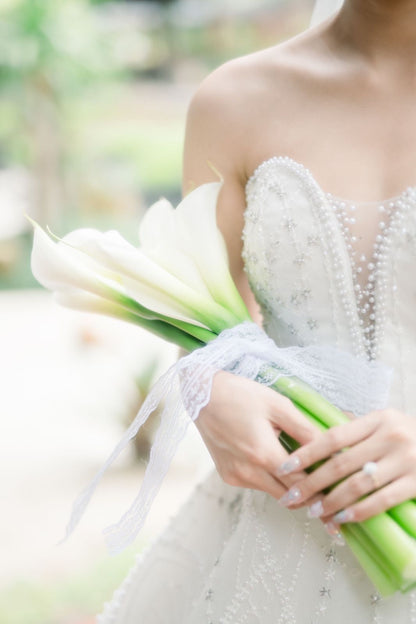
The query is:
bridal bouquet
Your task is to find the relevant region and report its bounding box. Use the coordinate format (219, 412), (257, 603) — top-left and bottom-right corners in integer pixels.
(31, 181), (416, 597)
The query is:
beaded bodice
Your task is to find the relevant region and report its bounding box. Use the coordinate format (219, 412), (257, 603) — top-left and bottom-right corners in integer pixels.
(243, 156), (416, 412)
(99, 153), (416, 624)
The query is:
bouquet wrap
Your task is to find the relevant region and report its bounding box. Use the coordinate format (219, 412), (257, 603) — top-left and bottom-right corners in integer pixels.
(63, 322), (391, 555)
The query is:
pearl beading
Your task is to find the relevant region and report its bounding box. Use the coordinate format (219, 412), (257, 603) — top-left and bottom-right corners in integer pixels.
(244, 155), (416, 361)
(328, 188), (416, 360)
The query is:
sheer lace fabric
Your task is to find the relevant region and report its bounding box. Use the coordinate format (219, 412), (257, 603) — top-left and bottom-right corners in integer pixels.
(65, 322), (390, 554)
(327, 190), (416, 360)
(98, 156), (416, 622)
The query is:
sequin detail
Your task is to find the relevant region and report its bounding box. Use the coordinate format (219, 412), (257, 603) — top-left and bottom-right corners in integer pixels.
(328, 189), (416, 360)
(96, 155), (416, 624)
(244, 155), (416, 361)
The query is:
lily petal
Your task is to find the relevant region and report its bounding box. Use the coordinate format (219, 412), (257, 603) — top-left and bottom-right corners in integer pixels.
(63, 227), (233, 330)
(31, 223), (123, 300)
(55, 290), (128, 316)
(32, 224), (198, 325)
(139, 199), (211, 295)
(55, 291), (207, 351)
(138, 198), (177, 250)
(176, 182), (250, 319)
(141, 183), (250, 321)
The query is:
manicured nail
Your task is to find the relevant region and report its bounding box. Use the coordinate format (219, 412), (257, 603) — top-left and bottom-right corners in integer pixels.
(279, 486), (302, 506)
(307, 500), (324, 519)
(324, 522), (345, 546)
(333, 509), (354, 524)
(277, 456), (301, 476)
(332, 532), (345, 546)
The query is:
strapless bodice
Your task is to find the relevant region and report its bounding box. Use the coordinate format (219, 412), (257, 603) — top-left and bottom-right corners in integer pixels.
(243, 156), (416, 412)
(97, 155), (416, 624)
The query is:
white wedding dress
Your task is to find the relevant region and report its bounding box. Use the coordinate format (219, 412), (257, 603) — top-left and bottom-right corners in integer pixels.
(97, 156), (416, 623)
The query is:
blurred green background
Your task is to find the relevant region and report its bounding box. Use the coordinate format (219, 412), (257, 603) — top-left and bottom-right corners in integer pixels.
(0, 1), (313, 622)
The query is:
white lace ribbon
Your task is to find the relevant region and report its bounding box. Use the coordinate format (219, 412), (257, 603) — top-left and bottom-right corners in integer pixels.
(63, 322), (392, 554)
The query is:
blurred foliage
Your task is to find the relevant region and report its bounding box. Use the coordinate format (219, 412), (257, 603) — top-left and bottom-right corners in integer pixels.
(0, 0), (118, 226)
(0, 0), (113, 94)
(0, 0), (311, 289)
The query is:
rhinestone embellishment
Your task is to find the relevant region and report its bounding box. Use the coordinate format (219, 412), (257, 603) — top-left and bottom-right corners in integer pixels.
(244, 155), (416, 361)
(328, 188), (416, 360)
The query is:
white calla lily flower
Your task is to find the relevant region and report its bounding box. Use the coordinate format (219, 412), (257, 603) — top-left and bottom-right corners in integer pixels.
(58, 228), (206, 324)
(60, 227), (236, 331)
(140, 182), (250, 320)
(138, 198), (212, 296)
(31, 180), (250, 347)
(31, 223), (124, 300)
(55, 290), (131, 318)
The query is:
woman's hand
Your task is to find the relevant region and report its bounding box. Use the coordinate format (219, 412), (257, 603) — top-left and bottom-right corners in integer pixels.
(276, 409), (416, 524)
(196, 370), (320, 501)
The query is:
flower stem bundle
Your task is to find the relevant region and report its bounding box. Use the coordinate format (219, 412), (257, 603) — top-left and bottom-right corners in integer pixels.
(274, 374), (416, 596)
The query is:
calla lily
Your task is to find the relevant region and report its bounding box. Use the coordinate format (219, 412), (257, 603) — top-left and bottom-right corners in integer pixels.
(31, 223), (126, 300)
(30, 182), (250, 347)
(31, 222), (216, 344)
(137, 198), (212, 297)
(139, 182), (251, 322)
(61, 227), (237, 332)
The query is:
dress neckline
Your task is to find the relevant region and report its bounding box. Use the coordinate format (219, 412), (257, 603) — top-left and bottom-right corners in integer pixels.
(246, 155), (416, 207)
(244, 153), (416, 361)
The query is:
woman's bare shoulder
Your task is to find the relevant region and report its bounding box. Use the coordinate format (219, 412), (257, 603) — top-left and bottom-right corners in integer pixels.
(186, 31), (326, 144)
(189, 28), (325, 114)
(189, 48), (288, 116)
(183, 30), (328, 188)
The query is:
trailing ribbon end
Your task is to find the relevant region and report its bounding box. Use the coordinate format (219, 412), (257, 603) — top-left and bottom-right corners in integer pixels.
(62, 322), (392, 555)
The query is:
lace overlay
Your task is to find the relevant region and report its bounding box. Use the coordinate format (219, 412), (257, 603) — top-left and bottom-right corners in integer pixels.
(65, 322), (390, 554)
(97, 156), (416, 623)
(244, 156), (416, 382)
(328, 189), (416, 360)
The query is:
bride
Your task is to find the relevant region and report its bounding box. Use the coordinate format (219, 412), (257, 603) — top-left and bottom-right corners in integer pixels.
(98, 0), (416, 621)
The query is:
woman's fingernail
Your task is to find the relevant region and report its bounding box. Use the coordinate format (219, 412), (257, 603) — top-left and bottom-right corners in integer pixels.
(324, 521), (338, 536)
(277, 455), (301, 476)
(279, 486), (302, 506)
(307, 500), (324, 518)
(324, 522), (345, 546)
(333, 509), (355, 524)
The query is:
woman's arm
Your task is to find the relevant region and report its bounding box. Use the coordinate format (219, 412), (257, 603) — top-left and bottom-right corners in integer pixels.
(183, 66), (261, 323)
(181, 66), (321, 504)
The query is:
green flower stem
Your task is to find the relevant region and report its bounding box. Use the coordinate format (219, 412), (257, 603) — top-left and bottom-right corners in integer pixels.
(118, 311), (205, 352)
(114, 292), (218, 344)
(290, 402), (328, 432)
(188, 305), (242, 335)
(278, 431), (298, 454)
(360, 514), (416, 585)
(388, 502), (416, 540)
(342, 523), (398, 596)
(166, 320), (217, 344)
(221, 278), (253, 323)
(272, 374), (349, 428)
(97, 303), (205, 351)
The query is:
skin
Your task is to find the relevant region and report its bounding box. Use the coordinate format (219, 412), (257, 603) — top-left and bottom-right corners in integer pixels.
(182, 0), (416, 531)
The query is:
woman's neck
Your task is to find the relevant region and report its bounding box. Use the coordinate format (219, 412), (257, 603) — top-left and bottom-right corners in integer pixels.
(330, 0), (416, 66)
